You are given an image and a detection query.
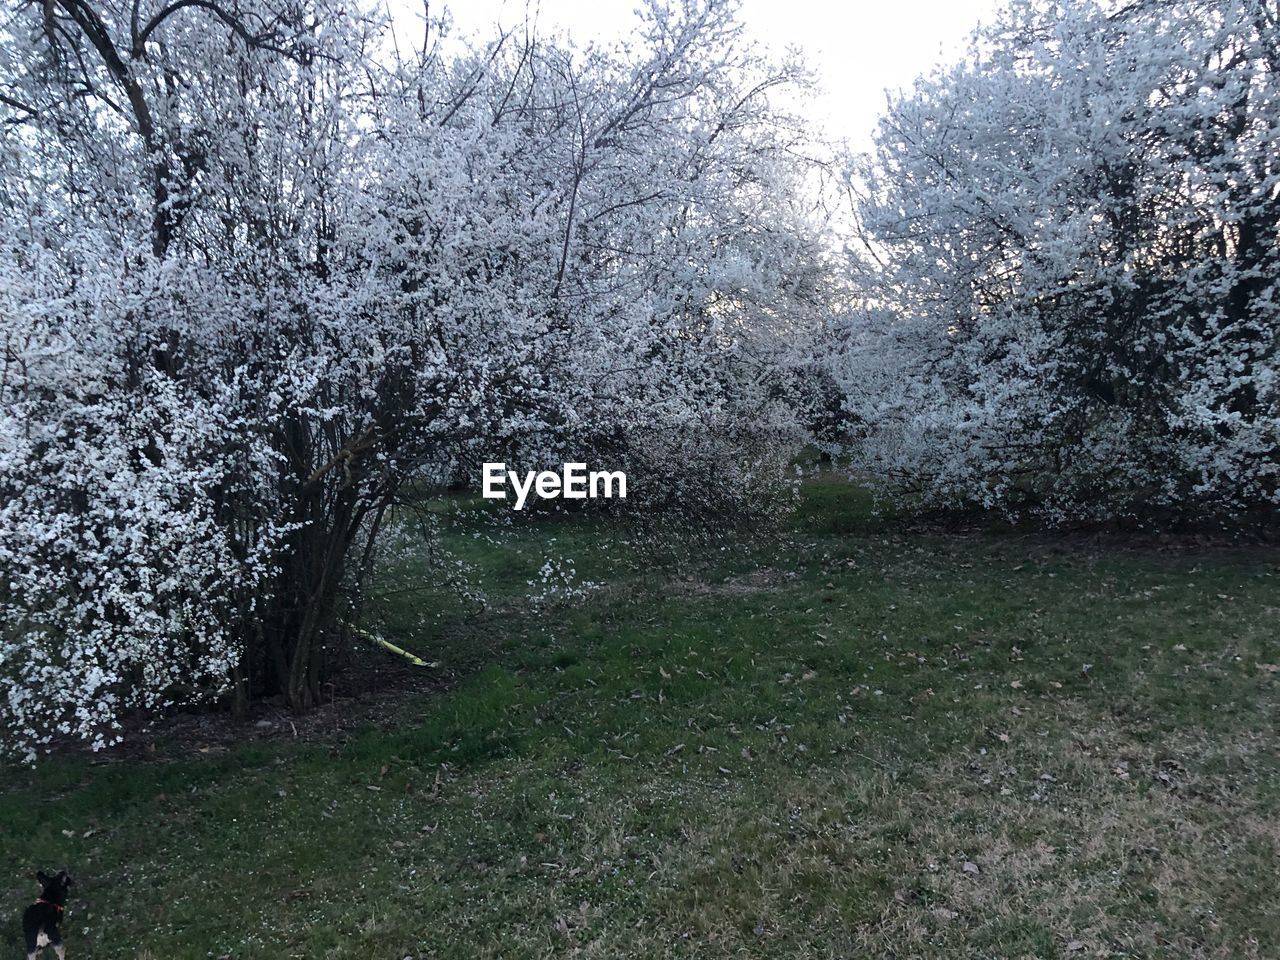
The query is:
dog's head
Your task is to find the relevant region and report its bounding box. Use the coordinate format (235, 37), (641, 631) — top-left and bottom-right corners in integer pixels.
(35, 869), (73, 906)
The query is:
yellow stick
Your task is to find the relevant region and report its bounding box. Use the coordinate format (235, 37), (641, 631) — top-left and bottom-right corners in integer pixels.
(345, 622), (437, 667)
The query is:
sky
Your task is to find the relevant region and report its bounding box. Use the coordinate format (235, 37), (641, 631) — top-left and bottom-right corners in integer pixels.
(387, 0), (1006, 148)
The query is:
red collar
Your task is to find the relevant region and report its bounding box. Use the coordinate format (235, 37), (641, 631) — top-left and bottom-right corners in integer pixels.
(36, 898), (64, 913)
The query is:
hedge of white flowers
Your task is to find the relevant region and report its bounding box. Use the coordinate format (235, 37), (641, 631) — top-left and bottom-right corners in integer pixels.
(835, 0), (1279, 523)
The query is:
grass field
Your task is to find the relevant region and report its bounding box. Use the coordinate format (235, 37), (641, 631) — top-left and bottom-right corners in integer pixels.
(2, 478), (1277, 959)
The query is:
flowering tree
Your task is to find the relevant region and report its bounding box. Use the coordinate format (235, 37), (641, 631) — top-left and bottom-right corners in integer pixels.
(835, 0), (1280, 523)
(0, 0), (832, 756)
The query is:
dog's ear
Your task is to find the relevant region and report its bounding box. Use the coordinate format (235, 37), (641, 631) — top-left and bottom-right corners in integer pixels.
(36, 870), (49, 884)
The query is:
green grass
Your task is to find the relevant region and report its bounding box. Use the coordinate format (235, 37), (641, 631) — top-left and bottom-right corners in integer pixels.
(2, 477), (1278, 958)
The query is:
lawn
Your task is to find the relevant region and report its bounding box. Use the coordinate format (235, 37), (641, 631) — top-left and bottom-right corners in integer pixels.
(2, 478), (1277, 959)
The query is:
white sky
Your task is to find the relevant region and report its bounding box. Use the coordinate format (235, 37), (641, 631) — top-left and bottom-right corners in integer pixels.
(388, 0), (1005, 148)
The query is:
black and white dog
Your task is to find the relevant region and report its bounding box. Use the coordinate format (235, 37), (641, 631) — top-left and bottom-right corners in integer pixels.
(22, 870), (72, 960)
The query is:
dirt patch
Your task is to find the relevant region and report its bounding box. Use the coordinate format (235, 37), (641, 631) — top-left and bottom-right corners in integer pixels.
(673, 567), (798, 597)
(46, 652), (450, 766)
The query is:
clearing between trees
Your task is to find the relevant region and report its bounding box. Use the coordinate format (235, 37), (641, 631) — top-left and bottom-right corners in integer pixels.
(2, 478), (1275, 959)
